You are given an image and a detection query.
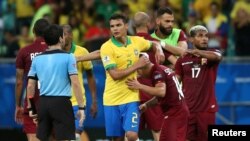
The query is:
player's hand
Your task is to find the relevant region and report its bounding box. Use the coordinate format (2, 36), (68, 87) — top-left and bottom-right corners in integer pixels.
(15, 106), (24, 124)
(139, 103), (147, 113)
(136, 55), (150, 69)
(28, 109), (38, 125)
(126, 78), (141, 90)
(90, 102), (98, 118)
(76, 110), (86, 127)
(155, 50), (165, 64)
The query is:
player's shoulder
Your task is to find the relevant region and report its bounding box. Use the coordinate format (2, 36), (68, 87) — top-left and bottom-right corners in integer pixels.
(16, 43), (34, 56)
(75, 45), (88, 52)
(100, 38), (113, 51)
(176, 54), (193, 63)
(130, 35), (146, 41)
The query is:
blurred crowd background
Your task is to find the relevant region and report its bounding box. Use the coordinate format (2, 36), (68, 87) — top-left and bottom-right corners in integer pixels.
(0, 0), (250, 58)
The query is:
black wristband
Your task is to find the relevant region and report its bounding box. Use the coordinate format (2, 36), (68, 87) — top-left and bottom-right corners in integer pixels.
(28, 108), (32, 111)
(79, 106), (86, 110)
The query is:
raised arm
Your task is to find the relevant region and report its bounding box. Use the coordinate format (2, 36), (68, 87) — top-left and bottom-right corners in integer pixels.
(161, 41), (187, 56)
(76, 50), (101, 62)
(187, 49), (222, 61)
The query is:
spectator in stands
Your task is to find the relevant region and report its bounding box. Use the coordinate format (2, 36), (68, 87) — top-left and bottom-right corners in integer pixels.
(13, 0), (34, 34)
(96, 0), (119, 26)
(2, 30), (19, 58)
(230, 0), (250, 56)
(18, 24), (33, 48)
(203, 1), (228, 52)
(84, 14), (110, 42)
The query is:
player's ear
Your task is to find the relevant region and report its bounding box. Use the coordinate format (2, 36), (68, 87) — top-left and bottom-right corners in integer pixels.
(156, 17), (160, 25)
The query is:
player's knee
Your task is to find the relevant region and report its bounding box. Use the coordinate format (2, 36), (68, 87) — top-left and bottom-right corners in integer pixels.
(126, 131), (138, 141)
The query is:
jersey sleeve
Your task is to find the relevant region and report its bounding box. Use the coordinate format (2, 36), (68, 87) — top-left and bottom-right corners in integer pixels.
(174, 58), (183, 78)
(28, 58), (38, 80)
(136, 36), (152, 52)
(81, 48), (93, 70)
(16, 49), (25, 69)
(152, 68), (165, 85)
(178, 30), (187, 42)
(100, 44), (116, 70)
(164, 50), (172, 60)
(68, 54), (78, 75)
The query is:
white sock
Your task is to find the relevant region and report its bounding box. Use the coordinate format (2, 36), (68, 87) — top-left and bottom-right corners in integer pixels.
(75, 133), (81, 141)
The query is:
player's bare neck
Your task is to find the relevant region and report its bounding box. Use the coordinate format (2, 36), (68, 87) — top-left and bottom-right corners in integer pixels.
(48, 45), (61, 51)
(116, 36), (127, 46)
(136, 27), (148, 34)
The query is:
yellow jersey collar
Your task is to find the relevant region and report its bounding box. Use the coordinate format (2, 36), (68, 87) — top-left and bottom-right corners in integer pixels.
(111, 36), (131, 47)
(69, 42), (76, 53)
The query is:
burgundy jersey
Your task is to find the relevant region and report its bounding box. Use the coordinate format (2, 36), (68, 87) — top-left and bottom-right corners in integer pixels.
(150, 64), (185, 114)
(175, 49), (221, 112)
(16, 38), (48, 112)
(136, 32), (171, 64)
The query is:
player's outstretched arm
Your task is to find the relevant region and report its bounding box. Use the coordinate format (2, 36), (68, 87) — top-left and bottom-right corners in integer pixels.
(187, 49), (222, 61)
(161, 42), (187, 56)
(76, 50), (101, 62)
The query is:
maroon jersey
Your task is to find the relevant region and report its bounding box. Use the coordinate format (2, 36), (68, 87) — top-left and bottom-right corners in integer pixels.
(16, 38), (47, 112)
(175, 49), (221, 112)
(150, 64), (186, 114)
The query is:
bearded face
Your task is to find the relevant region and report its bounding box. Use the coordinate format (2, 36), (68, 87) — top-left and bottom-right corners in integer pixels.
(156, 13), (174, 36)
(159, 23), (173, 36)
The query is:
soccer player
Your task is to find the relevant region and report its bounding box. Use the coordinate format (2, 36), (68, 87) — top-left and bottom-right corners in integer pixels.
(133, 11), (178, 141)
(15, 18), (50, 141)
(151, 7), (188, 60)
(26, 24), (85, 141)
(175, 25), (222, 141)
(100, 13), (164, 141)
(62, 24), (98, 141)
(126, 53), (189, 141)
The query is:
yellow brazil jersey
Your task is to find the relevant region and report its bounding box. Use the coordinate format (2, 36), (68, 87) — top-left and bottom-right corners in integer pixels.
(70, 43), (93, 106)
(100, 36), (151, 106)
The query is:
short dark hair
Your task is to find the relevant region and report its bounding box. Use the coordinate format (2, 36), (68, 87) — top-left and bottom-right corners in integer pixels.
(43, 24), (63, 46)
(156, 7), (173, 17)
(33, 18), (50, 37)
(109, 13), (128, 24)
(210, 1), (220, 9)
(61, 24), (72, 34)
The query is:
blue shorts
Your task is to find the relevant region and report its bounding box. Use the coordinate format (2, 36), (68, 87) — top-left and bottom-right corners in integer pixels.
(73, 106), (86, 132)
(104, 102), (140, 137)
